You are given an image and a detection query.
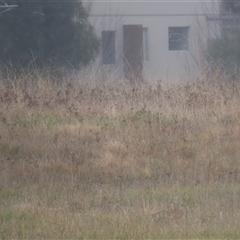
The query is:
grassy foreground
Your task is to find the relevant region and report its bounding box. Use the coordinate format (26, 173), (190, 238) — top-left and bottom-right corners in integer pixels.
(0, 74), (240, 239)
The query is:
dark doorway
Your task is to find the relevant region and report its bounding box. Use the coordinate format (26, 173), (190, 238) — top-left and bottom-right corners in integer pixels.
(123, 25), (143, 82)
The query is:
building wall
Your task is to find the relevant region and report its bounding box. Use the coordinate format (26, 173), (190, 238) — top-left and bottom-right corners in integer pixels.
(84, 0), (220, 82)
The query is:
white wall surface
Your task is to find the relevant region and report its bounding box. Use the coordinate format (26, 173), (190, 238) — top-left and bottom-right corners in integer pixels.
(83, 0), (220, 82)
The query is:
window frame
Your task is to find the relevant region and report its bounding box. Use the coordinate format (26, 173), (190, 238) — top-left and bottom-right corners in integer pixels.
(142, 28), (149, 61)
(101, 30), (116, 65)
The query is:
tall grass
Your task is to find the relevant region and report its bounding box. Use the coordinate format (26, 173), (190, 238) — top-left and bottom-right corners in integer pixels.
(0, 71), (240, 239)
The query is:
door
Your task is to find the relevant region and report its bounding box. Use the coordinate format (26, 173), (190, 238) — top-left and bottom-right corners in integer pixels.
(123, 25), (143, 82)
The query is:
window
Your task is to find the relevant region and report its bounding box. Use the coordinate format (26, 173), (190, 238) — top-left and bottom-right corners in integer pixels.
(102, 31), (116, 64)
(142, 28), (149, 61)
(169, 27), (189, 51)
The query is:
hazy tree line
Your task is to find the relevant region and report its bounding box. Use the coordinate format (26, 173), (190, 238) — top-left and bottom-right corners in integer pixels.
(222, 0), (240, 13)
(0, 0), (100, 70)
(208, 0), (240, 77)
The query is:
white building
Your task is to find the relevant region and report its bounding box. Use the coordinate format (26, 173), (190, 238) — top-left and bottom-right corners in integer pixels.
(84, 0), (221, 82)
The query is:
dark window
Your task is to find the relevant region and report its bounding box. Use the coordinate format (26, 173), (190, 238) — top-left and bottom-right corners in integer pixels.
(102, 31), (116, 64)
(169, 27), (189, 51)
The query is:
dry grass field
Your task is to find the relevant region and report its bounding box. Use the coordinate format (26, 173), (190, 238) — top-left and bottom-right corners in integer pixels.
(0, 71), (240, 239)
